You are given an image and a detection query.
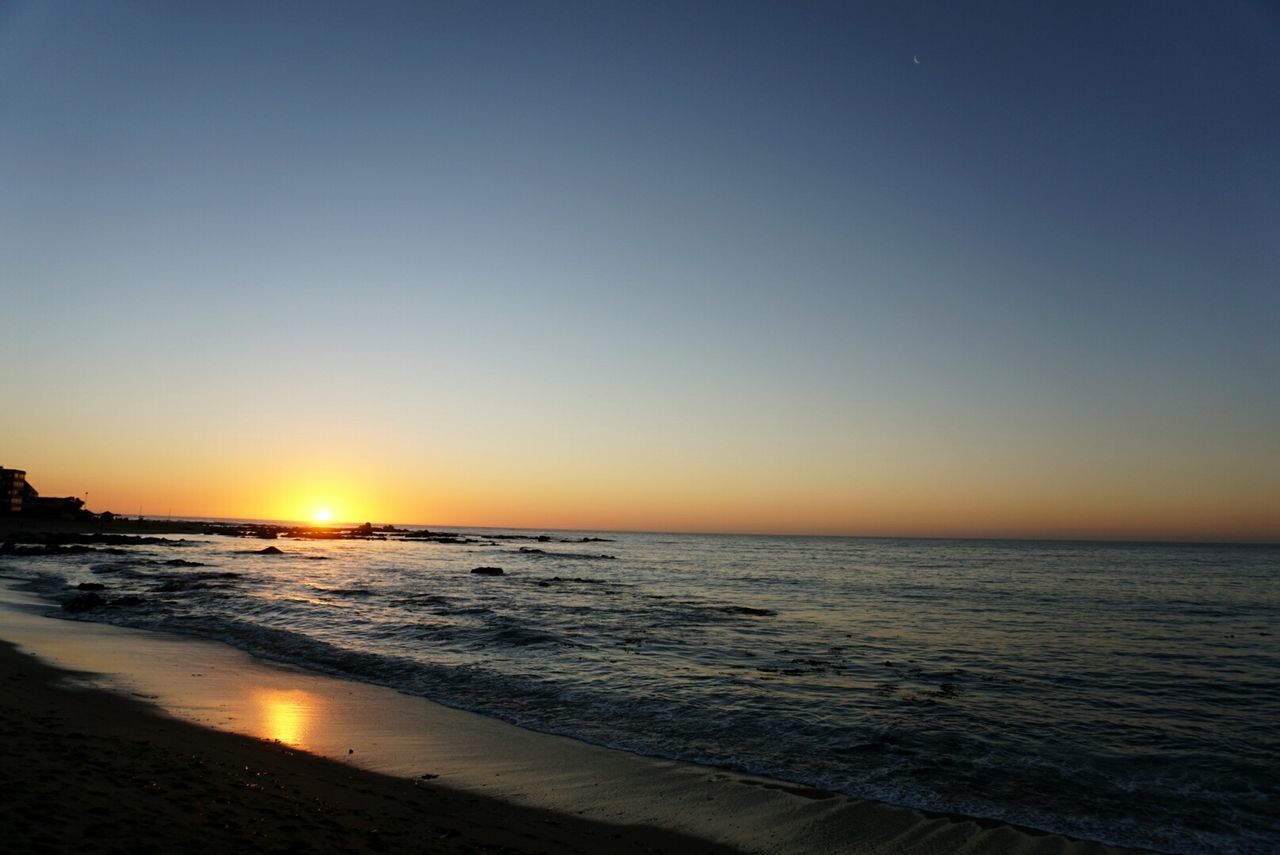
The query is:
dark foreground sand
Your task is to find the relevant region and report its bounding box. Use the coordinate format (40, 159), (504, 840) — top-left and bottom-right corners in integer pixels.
(0, 640), (734, 854)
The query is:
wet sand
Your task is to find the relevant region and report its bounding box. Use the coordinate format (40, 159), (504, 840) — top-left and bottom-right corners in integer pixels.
(0, 571), (1140, 854)
(0, 638), (742, 854)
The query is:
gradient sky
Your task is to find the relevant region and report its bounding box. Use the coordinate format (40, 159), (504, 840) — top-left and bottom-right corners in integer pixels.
(2, 1), (1277, 540)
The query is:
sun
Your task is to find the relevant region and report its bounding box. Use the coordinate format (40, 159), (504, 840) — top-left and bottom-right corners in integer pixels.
(312, 508), (333, 524)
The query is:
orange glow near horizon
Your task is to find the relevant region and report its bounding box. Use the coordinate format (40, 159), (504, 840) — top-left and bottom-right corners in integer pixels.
(9, 446), (1278, 543)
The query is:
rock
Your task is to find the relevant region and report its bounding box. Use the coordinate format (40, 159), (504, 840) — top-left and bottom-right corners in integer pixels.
(721, 605), (777, 617)
(5, 533), (181, 547)
(1, 543), (96, 556)
(62, 592), (105, 612)
(470, 567), (504, 576)
(76, 582), (106, 591)
(256, 546), (284, 555)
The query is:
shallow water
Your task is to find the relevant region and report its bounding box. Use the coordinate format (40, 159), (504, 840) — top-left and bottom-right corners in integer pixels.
(6, 531), (1278, 853)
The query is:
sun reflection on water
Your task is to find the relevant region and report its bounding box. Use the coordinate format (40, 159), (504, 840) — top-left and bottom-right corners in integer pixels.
(252, 688), (323, 747)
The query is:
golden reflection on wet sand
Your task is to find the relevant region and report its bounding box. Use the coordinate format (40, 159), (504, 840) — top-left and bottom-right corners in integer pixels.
(252, 688), (325, 748)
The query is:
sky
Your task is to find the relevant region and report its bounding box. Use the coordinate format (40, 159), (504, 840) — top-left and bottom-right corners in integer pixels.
(2, 1), (1277, 540)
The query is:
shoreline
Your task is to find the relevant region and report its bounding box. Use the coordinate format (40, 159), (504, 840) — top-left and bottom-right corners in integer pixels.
(0, 578), (1141, 849)
(0, 575), (1140, 855)
(0, 636), (736, 854)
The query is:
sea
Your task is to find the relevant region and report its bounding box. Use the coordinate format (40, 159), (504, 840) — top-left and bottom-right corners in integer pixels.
(4, 528), (1277, 854)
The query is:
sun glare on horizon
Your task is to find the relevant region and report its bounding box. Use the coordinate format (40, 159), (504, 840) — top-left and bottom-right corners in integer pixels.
(312, 508), (333, 524)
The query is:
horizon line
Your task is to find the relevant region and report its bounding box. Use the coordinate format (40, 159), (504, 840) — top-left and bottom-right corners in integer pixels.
(104, 513), (1280, 548)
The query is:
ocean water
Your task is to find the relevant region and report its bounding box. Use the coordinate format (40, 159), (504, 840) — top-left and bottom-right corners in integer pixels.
(4, 530), (1277, 853)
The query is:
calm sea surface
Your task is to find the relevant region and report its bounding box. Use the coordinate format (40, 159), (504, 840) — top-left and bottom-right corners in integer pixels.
(6, 530), (1278, 853)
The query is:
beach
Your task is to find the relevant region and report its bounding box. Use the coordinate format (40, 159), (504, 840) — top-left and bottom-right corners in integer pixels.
(0, 527), (1165, 855)
(0, 638), (733, 854)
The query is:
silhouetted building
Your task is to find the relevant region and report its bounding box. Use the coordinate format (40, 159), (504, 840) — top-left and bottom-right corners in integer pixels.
(24, 495), (86, 517)
(1, 467), (25, 513)
(1, 468), (86, 518)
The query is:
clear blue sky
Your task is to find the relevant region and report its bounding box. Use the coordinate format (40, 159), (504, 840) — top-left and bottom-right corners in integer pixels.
(2, 1), (1277, 538)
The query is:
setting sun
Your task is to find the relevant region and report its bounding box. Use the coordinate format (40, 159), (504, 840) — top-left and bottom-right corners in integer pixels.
(312, 508), (333, 524)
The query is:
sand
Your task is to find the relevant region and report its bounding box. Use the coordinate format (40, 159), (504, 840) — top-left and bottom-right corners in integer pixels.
(0, 553), (1143, 855)
(0, 637), (741, 854)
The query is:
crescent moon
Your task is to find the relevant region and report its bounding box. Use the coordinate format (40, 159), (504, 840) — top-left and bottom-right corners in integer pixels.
(913, 55), (920, 64)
